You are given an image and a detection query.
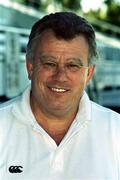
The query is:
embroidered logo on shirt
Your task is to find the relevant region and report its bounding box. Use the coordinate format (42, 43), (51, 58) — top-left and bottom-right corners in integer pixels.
(9, 166), (23, 173)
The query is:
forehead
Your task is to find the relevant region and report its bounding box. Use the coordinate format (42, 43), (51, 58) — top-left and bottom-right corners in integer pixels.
(35, 30), (89, 60)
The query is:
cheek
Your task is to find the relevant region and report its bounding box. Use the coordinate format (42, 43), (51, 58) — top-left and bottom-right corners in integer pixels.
(32, 67), (54, 85)
(73, 71), (88, 85)
(71, 73), (88, 94)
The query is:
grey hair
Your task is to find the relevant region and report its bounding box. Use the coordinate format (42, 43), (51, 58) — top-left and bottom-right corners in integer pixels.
(26, 12), (98, 64)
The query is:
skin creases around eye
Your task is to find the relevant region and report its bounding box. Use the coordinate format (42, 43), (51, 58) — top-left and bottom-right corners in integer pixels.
(65, 63), (84, 73)
(38, 55), (57, 70)
(38, 55), (88, 73)
(42, 62), (87, 73)
(40, 60), (57, 70)
(67, 63), (80, 69)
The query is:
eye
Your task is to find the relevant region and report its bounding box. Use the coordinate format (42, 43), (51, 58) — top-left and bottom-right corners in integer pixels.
(42, 61), (57, 69)
(45, 62), (56, 66)
(66, 63), (81, 71)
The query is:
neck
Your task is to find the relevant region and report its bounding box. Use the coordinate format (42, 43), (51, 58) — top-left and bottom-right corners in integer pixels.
(30, 96), (78, 145)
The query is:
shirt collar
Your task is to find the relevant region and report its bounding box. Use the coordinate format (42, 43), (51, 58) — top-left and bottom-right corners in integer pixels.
(12, 85), (37, 126)
(12, 85), (92, 126)
(75, 91), (92, 123)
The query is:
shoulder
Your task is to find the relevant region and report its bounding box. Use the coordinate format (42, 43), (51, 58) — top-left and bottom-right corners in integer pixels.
(90, 101), (120, 144)
(90, 101), (120, 162)
(0, 96), (20, 116)
(0, 95), (27, 152)
(0, 96), (22, 130)
(0, 97), (19, 151)
(91, 101), (120, 123)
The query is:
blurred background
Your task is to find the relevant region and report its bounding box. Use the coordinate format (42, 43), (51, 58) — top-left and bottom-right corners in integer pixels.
(0, 0), (120, 113)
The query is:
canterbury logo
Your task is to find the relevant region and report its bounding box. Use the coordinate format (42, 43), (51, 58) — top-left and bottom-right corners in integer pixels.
(9, 166), (23, 173)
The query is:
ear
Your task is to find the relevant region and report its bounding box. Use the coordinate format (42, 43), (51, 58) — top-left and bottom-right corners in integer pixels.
(86, 64), (96, 84)
(26, 60), (33, 80)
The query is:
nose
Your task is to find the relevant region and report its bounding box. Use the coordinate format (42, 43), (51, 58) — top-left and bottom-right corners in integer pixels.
(52, 65), (68, 82)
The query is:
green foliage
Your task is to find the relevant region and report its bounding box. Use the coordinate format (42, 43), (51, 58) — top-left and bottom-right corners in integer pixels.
(11, 0), (120, 27)
(106, 3), (120, 26)
(104, 0), (113, 6)
(84, 0), (120, 27)
(13, 0), (81, 11)
(11, 0), (25, 3)
(55, 0), (81, 10)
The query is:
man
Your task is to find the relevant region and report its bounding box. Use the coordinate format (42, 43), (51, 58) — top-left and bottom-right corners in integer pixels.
(0, 12), (120, 179)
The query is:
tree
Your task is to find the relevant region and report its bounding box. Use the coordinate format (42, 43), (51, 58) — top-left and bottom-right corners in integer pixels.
(24, 0), (41, 9)
(104, 0), (113, 6)
(53, 0), (81, 10)
(105, 2), (120, 26)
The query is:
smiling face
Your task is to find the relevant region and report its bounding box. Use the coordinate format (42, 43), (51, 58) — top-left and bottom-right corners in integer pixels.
(26, 30), (95, 118)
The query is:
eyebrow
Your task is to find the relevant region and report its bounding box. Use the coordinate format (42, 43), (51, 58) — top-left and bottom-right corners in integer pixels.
(38, 54), (84, 66)
(38, 55), (57, 62)
(66, 58), (84, 66)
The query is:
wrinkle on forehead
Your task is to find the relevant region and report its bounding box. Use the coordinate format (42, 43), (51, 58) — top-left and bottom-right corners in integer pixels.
(35, 30), (89, 64)
(37, 53), (85, 66)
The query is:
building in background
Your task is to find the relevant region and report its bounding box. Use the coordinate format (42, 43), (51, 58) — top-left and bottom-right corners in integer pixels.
(0, 0), (120, 113)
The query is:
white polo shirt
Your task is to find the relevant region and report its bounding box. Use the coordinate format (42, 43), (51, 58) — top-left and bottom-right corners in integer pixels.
(0, 86), (120, 180)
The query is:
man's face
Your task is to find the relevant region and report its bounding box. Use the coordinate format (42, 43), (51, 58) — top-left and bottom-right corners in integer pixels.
(26, 31), (95, 117)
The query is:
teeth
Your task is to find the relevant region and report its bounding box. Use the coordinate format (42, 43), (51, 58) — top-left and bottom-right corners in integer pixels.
(51, 87), (66, 92)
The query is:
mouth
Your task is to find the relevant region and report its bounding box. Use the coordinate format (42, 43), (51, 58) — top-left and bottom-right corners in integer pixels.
(48, 87), (69, 93)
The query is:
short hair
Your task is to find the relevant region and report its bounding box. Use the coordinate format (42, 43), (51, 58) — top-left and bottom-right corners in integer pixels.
(26, 12), (97, 64)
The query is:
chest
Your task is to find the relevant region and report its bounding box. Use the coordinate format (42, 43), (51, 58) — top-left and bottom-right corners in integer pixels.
(1, 123), (119, 180)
